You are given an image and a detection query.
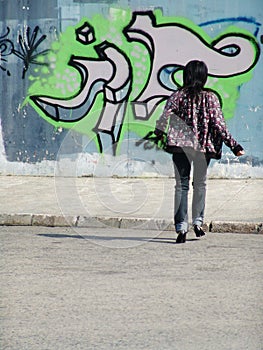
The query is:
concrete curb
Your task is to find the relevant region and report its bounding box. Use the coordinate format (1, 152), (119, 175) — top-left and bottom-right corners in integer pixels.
(0, 213), (262, 234)
(208, 221), (263, 234)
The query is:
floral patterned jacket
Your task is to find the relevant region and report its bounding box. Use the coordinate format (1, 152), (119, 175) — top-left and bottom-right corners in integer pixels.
(155, 88), (243, 159)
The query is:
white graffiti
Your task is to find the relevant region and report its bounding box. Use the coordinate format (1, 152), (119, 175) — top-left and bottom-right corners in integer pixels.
(31, 40), (131, 154)
(30, 11), (260, 153)
(125, 11), (259, 119)
(31, 41), (131, 122)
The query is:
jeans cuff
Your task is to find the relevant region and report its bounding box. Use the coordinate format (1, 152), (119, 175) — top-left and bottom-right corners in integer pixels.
(193, 219), (203, 227)
(175, 223), (188, 233)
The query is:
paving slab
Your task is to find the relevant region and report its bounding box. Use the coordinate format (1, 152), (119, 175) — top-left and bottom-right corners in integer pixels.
(0, 176), (262, 233)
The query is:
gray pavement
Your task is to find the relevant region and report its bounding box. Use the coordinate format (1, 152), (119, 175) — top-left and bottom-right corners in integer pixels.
(1, 225), (263, 350)
(0, 175), (262, 233)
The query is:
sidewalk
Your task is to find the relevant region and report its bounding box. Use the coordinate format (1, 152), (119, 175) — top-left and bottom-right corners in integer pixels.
(0, 175), (262, 233)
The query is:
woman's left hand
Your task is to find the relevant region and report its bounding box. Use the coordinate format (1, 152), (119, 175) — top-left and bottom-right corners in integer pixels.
(237, 150), (245, 156)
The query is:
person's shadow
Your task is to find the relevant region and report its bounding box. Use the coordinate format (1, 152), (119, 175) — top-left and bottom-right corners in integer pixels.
(37, 233), (200, 244)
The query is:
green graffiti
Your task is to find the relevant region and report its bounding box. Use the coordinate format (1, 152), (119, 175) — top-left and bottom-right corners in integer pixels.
(26, 9), (260, 151)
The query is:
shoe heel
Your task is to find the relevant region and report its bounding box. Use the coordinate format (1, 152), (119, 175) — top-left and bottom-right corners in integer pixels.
(194, 225), (205, 237)
(176, 231), (187, 243)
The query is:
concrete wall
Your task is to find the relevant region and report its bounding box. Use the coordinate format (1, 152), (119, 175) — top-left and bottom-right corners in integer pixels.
(0, 0), (262, 177)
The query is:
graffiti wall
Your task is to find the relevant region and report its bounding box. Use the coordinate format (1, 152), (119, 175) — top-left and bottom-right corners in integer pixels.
(0, 0), (262, 177)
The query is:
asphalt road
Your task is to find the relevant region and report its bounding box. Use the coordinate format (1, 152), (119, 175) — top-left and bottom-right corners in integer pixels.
(1, 226), (263, 350)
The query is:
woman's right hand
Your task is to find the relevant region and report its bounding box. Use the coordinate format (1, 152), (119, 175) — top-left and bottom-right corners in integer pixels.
(154, 128), (164, 139)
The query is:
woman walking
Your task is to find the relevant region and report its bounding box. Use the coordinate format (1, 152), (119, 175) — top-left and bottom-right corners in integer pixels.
(154, 60), (245, 243)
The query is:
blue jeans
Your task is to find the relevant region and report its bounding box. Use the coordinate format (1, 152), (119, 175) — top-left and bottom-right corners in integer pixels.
(172, 150), (210, 233)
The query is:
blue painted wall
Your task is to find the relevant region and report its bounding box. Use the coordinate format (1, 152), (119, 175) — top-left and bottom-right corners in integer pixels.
(0, 0), (262, 177)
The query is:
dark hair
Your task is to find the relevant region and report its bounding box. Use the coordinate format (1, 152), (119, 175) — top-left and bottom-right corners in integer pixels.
(183, 60), (208, 96)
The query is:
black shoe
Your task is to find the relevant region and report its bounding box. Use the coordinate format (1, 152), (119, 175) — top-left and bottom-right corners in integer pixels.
(176, 231), (187, 243)
(194, 225), (205, 237)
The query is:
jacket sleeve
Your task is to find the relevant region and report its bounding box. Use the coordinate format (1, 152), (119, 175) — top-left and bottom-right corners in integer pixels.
(154, 93), (177, 136)
(209, 93), (244, 156)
